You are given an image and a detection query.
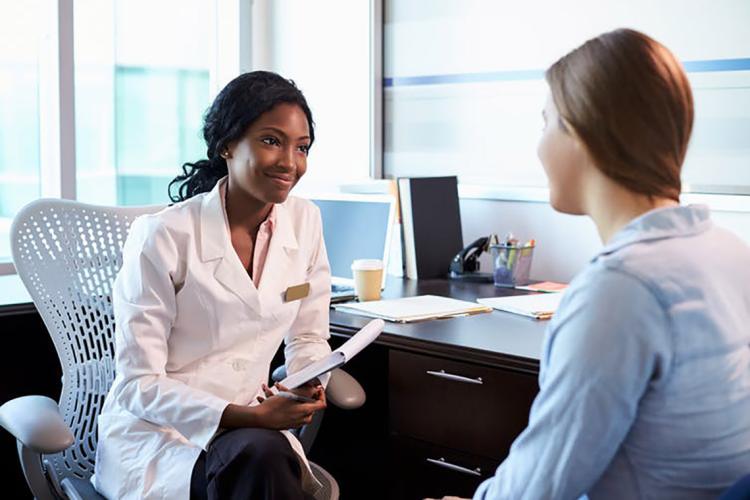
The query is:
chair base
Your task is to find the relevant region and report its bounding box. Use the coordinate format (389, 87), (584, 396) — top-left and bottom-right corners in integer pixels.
(311, 461), (339, 500)
(60, 477), (106, 500)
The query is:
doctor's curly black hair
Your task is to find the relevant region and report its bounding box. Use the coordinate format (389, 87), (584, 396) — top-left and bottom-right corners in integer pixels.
(168, 71), (315, 202)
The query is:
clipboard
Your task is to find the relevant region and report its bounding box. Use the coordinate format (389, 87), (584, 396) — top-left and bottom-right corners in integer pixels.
(270, 319), (385, 392)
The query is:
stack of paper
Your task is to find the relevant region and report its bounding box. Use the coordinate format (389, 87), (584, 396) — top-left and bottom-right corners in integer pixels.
(477, 292), (564, 320)
(333, 295), (491, 323)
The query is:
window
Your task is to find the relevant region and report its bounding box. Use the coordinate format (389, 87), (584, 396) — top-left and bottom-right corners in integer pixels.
(0, 1), (50, 262)
(75, 0), (212, 207)
(0, 0), (242, 270)
(264, 0), (373, 190)
(383, 0), (750, 195)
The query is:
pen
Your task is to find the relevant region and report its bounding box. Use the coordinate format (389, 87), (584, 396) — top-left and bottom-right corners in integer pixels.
(507, 246), (517, 270)
(275, 391), (317, 403)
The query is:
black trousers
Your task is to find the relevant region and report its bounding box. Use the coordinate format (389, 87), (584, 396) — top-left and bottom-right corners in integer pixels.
(190, 428), (315, 500)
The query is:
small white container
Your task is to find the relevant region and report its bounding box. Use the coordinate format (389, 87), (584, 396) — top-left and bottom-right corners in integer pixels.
(351, 259), (384, 301)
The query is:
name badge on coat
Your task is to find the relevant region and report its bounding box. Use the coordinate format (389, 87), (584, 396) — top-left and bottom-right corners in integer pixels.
(284, 282), (310, 302)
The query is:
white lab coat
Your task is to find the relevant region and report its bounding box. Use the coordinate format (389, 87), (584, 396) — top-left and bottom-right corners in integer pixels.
(92, 178), (332, 499)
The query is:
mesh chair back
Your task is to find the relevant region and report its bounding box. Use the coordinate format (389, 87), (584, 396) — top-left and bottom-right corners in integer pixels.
(10, 198), (163, 484)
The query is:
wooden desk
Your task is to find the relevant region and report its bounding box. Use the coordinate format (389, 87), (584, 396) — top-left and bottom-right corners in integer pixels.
(316, 279), (548, 499)
(1, 277), (549, 499)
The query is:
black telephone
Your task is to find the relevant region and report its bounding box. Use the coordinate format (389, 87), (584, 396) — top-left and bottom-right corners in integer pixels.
(448, 234), (498, 282)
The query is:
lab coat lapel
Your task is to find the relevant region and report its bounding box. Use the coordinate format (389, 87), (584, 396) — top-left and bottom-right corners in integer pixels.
(199, 179), (261, 313)
(259, 202), (299, 297)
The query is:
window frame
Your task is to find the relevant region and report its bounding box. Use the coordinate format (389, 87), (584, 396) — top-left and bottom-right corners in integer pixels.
(370, 0), (384, 180)
(377, 1), (750, 210)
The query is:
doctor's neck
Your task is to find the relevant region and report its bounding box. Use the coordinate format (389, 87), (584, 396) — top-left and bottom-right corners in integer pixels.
(224, 182), (273, 236)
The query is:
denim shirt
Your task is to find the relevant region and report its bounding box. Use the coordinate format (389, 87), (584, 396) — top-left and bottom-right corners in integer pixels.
(474, 205), (750, 500)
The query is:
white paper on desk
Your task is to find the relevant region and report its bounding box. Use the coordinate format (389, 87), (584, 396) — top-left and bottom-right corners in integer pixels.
(333, 295), (492, 323)
(279, 319), (385, 389)
(477, 292), (564, 320)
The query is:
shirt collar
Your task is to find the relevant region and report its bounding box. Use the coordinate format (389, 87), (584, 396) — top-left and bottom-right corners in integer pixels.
(595, 204), (712, 260)
(199, 176), (297, 263)
(259, 203), (277, 233)
(219, 180), (278, 234)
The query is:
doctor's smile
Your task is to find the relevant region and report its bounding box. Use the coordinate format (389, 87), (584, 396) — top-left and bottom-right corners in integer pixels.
(222, 101), (312, 208)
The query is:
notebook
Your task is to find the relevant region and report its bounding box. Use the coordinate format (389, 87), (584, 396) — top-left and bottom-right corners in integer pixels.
(477, 292), (564, 320)
(333, 295), (491, 323)
(399, 176), (464, 279)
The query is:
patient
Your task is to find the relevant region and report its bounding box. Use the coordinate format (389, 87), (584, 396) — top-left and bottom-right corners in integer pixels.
(430, 28), (750, 500)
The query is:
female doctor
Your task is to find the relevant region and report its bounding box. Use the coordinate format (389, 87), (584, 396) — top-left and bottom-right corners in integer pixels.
(93, 71), (332, 500)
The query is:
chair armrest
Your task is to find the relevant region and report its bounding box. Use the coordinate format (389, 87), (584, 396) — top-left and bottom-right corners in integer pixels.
(271, 366), (366, 410)
(0, 396), (74, 453)
(271, 365), (287, 383)
(326, 369), (366, 410)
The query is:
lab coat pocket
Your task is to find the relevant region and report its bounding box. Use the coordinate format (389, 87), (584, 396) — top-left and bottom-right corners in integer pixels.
(172, 275), (218, 353)
(95, 413), (144, 497)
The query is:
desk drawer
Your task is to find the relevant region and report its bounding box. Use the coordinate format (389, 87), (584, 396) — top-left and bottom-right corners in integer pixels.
(389, 349), (537, 459)
(388, 435), (498, 500)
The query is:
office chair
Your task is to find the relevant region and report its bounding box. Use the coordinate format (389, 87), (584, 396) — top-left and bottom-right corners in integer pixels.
(0, 198), (363, 500)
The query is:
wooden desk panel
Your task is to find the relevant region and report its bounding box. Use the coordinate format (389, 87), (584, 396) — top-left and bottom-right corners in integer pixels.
(389, 349), (538, 460)
(326, 278), (549, 499)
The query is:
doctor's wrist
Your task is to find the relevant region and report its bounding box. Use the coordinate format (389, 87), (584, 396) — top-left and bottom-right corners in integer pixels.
(220, 403), (261, 429)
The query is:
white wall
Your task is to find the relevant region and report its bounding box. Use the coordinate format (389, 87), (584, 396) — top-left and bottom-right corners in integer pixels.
(459, 198), (750, 283)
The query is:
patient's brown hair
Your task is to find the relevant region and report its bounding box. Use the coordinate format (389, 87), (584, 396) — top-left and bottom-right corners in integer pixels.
(545, 28), (693, 201)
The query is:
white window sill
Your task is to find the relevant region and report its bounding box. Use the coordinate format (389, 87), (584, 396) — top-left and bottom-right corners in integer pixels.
(0, 274), (32, 307)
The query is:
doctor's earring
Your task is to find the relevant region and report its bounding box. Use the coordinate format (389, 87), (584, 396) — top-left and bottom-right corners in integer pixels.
(220, 150), (230, 159)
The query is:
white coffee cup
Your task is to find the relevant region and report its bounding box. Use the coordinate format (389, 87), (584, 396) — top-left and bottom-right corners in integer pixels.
(351, 259), (384, 302)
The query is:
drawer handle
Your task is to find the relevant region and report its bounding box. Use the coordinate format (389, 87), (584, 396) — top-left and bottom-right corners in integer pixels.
(426, 369), (483, 385)
(426, 457), (482, 477)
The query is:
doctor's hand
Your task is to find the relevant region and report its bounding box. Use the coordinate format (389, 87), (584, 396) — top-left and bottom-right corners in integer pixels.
(289, 378), (324, 400)
(252, 382), (326, 430)
(220, 383), (326, 430)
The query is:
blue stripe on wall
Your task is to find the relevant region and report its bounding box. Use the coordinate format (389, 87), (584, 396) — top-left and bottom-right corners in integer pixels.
(384, 58), (750, 88)
(683, 58), (750, 72)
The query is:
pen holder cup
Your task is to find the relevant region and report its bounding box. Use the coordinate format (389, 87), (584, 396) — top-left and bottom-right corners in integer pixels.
(490, 243), (535, 287)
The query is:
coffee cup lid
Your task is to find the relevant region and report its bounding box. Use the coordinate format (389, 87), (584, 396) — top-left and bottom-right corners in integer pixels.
(351, 259), (383, 271)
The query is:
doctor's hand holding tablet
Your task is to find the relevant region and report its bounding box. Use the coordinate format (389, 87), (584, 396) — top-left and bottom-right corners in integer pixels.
(221, 316), (385, 432)
(219, 383), (325, 431)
